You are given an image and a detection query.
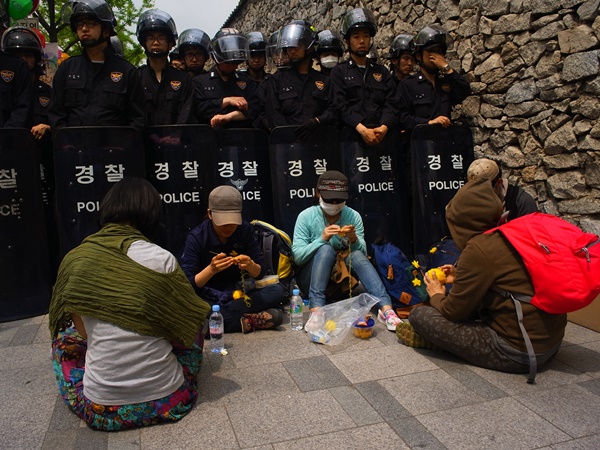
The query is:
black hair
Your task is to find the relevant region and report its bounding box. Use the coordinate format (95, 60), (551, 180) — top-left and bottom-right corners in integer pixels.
(98, 177), (163, 239)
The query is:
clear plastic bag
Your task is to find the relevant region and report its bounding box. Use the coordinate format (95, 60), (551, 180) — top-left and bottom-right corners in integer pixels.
(304, 293), (379, 345)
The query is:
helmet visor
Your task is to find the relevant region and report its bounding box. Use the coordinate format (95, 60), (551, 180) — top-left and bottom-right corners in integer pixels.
(212, 35), (249, 64)
(278, 23), (315, 49)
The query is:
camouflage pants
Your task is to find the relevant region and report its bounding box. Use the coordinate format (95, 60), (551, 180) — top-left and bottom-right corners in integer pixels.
(409, 306), (560, 374)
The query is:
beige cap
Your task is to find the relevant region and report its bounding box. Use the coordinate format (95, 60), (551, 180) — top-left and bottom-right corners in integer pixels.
(467, 158), (499, 182)
(208, 185), (242, 226)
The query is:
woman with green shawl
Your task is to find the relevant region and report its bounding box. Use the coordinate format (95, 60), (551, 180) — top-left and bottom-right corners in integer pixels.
(49, 177), (211, 431)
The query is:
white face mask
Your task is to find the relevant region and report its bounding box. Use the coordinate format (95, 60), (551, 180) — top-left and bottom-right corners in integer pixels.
(319, 197), (345, 216)
(320, 55), (339, 69)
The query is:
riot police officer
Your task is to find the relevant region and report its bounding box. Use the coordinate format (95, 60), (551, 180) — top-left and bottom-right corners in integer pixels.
(48, 0), (145, 132)
(244, 31), (268, 84)
(1, 26), (51, 139)
(136, 9), (193, 125)
(178, 28), (210, 76)
(329, 8), (398, 146)
(397, 25), (471, 131)
(315, 29), (344, 75)
(265, 20), (334, 138)
(0, 3), (33, 129)
(386, 34), (415, 84)
(193, 28), (258, 128)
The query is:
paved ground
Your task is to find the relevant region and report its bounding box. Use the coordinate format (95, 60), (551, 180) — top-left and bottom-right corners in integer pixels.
(1, 311), (600, 450)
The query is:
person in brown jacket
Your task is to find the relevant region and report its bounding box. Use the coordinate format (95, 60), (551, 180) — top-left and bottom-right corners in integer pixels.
(397, 179), (566, 376)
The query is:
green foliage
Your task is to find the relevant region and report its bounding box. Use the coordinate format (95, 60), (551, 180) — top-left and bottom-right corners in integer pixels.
(34, 0), (154, 66)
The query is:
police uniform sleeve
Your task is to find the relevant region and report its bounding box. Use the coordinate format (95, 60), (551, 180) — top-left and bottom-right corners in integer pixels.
(125, 67), (146, 132)
(396, 79), (428, 132)
(378, 69), (399, 129)
(252, 79), (269, 132)
(243, 77), (260, 122)
(446, 71), (471, 106)
(4, 56), (33, 128)
(329, 65), (364, 129)
(315, 78), (336, 126)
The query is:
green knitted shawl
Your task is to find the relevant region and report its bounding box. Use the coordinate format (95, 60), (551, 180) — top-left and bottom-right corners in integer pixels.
(49, 223), (211, 347)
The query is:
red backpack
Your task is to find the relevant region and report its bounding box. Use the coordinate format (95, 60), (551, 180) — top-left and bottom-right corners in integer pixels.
(485, 212), (600, 383)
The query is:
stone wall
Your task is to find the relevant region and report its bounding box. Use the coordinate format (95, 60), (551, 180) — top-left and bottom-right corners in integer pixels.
(224, 0), (600, 233)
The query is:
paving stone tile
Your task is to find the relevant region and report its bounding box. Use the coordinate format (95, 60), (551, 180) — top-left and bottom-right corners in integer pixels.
(0, 315), (45, 330)
(226, 390), (356, 448)
(34, 323), (52, 344)
(578, 377), (600, 397)
(197, 362), (298, 405)
(562, 322), (600, 346)
(329, 344), (439, 383)
(271, 422), (410, 450)
(555, 341), (600, 378)
(418, 397), (570, 450)
(328, 385), (383, 426)
(8, 323), (40, 346)
(107, 428), (142, 450)
(41, 431), (78, 450)
(282, 356), (350, 392)
(438, 361), (508, 400)
(469, 358), (592, 396)
(223, 330), (323, 368)
(0, 363), (57, 403)
(517, 384), (600, 438)
(551, 433), (600, 449)
(75, 425), (109, 449)
(354, 380), (412, 421)
(0, 342), (51, 370)
(47, 394), (82, 432)
(388, 416), (447, 450)
(0, 326), (18, 348)
(380, 369), (486, 415)
(141, 402), (239, 450)
(0, 393), (56, 450)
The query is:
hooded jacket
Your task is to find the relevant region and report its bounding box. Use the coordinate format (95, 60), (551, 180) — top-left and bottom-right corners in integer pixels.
(429, 179), (566, 353)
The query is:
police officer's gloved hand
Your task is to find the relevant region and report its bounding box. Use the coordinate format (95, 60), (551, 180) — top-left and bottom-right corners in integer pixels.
(295, 118), (320, 141)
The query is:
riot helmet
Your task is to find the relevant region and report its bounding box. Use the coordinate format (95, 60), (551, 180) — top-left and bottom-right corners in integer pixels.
(211, 28), (248, 65)
(110, 35), (123, 57)
(266, 29), (289, 70)
(387, 33), (414, 59)
(278, 20), (317, 51)
(177, 28), (210, 57)
(136, 8), (177, 50)
(340, 8), (377, 39)
(246, 31), (266, 54)
(413, 25), (449, 55)
(316, 30), (343, 56)
(1, 26), (44, 58)
(61, 0), (116, 36)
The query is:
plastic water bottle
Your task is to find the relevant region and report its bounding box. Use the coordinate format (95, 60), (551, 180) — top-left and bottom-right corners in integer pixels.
(209, 305), (225, 353)
(290, 289), (303, 331)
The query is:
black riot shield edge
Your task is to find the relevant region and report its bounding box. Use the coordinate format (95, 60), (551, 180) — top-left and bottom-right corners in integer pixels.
(269, 125), (342, 237)
(410, 125), (474, 266)
(53, 127), (146, 258)
(0, 128), (52, 322)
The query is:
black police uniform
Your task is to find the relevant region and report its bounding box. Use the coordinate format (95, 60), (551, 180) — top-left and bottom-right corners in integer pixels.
(49, 46), (146, 132)
(397, 70), (471, 131)
(138, 63), (194, 125)
(33, 79), (52, 127)
(265, 68), (335, 128)
(193, 68), (259, 128)
(329, 58), (398, 129)
(0, 52), (33, 128)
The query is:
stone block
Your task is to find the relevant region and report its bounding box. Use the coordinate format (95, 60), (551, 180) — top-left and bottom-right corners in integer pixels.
(558, 25), (598, 54)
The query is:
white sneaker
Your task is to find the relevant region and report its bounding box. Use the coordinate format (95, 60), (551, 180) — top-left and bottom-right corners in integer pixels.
(378, 309), (402, 331)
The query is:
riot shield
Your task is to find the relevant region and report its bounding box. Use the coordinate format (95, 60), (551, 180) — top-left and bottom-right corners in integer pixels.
(0, 129), (51, 321)
(53, 127), (145, 257)
(146, 125), (215, 261)
(269, 125), (342, 237)
(340, 127), (412, 253)
(410, 125), (474, 265)
(212, 128), (273, 224)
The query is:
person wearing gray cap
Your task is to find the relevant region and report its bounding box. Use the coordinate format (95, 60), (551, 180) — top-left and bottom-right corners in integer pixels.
(181, 185), (284, 334)
(292, 170), (403, 331)
(467, 158), (538, 223)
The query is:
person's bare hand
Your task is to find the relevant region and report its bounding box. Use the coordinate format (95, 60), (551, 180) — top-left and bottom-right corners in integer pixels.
(210, 253), (234, 273)
(322, 224), (341, 241)
(224, 96), (248, 110)
(424, 270), (446, 297)
(428, 115), (451, 128)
